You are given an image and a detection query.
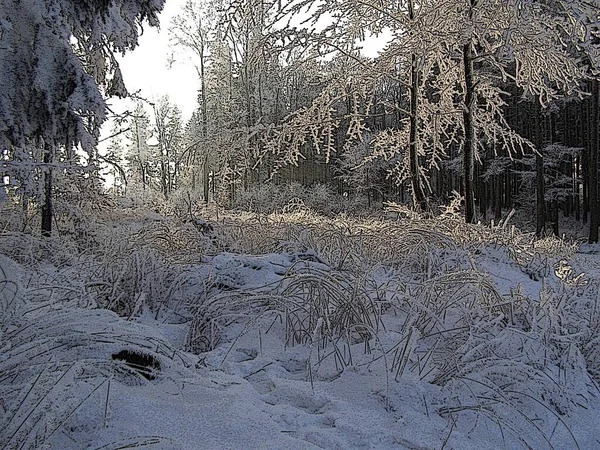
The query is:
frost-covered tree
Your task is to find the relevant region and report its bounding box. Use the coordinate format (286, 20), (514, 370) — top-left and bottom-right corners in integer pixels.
(125, 103), (154, 200)
(103, 123), (128, 198)
(125, 103), (154, 201)
(152, 95), (183, 199)
(450, 0), (589, 222)
(258, 0), (459, 211)
(0, 0), (165, 235)
(554, 1), (600, 242)
(171, 0), (223, 203)
(337, 133), (396, 207)
(171, 0), (292, 204)
(170, 0), (214, 141)
(260, 0), (600, 223)
(178, 110), (206, 197)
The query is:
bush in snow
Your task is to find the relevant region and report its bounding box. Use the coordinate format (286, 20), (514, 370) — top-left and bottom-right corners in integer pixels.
(232, 182), (369, 216)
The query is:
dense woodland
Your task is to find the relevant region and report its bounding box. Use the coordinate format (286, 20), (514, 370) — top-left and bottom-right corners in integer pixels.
(4, 0), (600, 241)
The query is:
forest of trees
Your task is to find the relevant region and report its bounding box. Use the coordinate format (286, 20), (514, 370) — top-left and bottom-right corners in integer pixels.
(3, 0), (600, 242)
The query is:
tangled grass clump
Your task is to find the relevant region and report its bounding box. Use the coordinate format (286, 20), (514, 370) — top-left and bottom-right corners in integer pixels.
(0, 203), (597, 449)
(0, 301), (184, 449)
(180, 209), (599, 449)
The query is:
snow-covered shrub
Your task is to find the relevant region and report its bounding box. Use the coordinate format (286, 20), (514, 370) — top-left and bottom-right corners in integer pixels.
(205, 214), (300, 255)
(0, 219), (209, 319)
(233, 182), (286, 213)
(233, 182), (368, 216)
(231, 182), (299, 213)
(86, 248), (178, 317)
(0, 308), (187, 449)
(0, 255), (24, 341)
(552, 280), (600, 384)
(0, 198), (31, 232)
(301, 183), (336, 215)
(0, 232), (80, 269)
(278, 265), (381, 349)
(118, 182), (169, 213)
(394, 270), (595, 448)
(277, 224), (355, 271)
(206, 212), (473, 275)
(160, 188), (207, 221)
(77, 223), (211, 318)
(185, 260), (383, 364)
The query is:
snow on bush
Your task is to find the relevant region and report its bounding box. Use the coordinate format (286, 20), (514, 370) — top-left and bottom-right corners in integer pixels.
(0, 248), (192, 449)
(233, 182), (368, 216)
(0, 209), (598, 448)
(184, 212), (598, 447)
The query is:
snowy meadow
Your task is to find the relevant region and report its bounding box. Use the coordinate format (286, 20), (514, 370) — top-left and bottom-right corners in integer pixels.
(1, 205), (599, 450)
(5, 0), (600, 448)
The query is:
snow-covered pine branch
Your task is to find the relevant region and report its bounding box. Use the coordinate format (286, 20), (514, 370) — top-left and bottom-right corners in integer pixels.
(0, 0), (165, 234)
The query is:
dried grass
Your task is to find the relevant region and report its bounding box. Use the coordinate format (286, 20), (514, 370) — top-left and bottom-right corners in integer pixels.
(0, 204), (596, 449)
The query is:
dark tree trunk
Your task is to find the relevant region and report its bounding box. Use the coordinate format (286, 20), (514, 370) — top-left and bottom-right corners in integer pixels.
(41, 141), (53, 237)
(203, 157), (210, 204)
(408, 0), (428, 213)
(478, 161), (487, 219)
(536, 153), (546, 236)
(462, 35), (476, 223)
(535, 103), (546, 236)
(552, 201), (560, 237)
(505, 168), (513, 209)
(589, 78), (599, 242)
(494, 175), (502, 221)
(582, 100), (589, 223)
(575, 154), (581, 221)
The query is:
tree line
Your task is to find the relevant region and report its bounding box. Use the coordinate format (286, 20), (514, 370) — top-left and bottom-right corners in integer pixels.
(3, 0), (600, 242)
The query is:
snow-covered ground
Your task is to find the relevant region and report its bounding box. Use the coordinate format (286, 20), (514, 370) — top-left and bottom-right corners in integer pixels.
(1, 213), (599, 449)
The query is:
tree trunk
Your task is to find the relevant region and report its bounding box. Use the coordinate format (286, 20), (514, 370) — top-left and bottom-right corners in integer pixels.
(199, 34), (209, 204)
(203, 156), (210, 204)
(408, 0), (428, 212)
(535, 103), (546, 236)
(575, 154), (581, 221)
(462, 34), (476, 223)
(494, 175), (502, 221)
(589, 78), (599, 242)
(21, 192), (29, 232)
(478, 161), (487, 219)
(552, 201), (560, 237)
(582, 100), (589, 223)
(41, 141), (53, 237)
(536, 153), (546, 236)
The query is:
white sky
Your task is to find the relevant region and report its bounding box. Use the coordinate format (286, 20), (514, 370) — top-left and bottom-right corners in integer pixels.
(103, 0), (198, 129)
